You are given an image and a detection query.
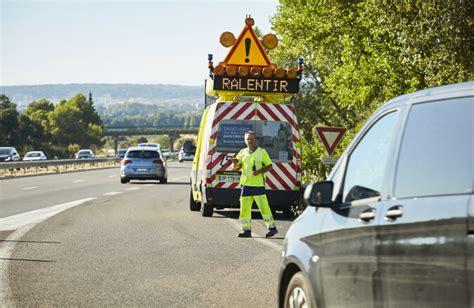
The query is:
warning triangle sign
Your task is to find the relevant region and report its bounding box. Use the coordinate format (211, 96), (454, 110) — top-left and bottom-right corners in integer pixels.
(223, 25), (272, 67)
(315, 126), (346, 155)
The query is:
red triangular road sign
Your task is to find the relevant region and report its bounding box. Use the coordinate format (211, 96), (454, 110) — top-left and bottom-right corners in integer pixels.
(315, 126), (346, 155)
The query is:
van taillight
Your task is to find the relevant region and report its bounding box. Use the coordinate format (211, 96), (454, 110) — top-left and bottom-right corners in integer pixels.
(153, 160), (163, 165)
(122, 159), (132, 165)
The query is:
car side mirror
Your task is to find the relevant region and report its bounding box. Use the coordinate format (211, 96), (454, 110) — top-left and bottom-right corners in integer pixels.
(304, 181), (334, 207)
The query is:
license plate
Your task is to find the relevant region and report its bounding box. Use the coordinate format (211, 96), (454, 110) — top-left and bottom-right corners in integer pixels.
(135, 168), (148, 172)
(217, 175), (240, 182)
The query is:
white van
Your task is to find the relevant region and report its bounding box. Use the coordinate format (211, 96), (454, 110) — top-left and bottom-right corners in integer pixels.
(190, 98), (302, 217)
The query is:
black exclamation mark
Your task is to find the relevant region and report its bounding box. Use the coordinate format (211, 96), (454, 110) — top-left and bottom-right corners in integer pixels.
(245, 38), (251, 63)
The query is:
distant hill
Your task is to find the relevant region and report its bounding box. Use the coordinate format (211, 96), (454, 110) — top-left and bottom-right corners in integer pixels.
(0, 83), (204, 110)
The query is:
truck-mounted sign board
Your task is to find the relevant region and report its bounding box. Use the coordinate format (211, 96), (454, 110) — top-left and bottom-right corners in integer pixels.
(207, 16), (303, 96)
(213, 75), (299, 93)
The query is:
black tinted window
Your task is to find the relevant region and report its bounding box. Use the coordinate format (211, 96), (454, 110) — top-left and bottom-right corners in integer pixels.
(395, 97), (473, 198)
(343, 111), (398, 203)
(127, 150), (159, 159)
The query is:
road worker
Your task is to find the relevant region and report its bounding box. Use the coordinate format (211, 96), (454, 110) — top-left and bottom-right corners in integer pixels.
(231, 131), (278, 238)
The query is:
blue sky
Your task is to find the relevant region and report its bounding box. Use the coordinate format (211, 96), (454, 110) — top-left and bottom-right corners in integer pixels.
(0, 0), (279, 86)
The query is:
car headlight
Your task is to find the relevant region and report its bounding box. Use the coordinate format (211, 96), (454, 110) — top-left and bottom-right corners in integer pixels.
(5, 156), (11, 161)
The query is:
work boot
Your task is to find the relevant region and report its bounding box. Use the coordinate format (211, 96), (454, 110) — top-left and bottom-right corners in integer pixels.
(265, 227), (278, 238)
(238, 230), (252, 238)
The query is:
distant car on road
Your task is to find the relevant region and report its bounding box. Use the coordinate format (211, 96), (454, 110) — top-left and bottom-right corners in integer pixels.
(178, 147), (194, 162)
(115, 149), (127, 159)
(161, 149), (171, 160)
(178, 141), (195, 162)
(120, 146), (167, 184)
(278, 81), (474, 308)
(0, 147), (20, 162)
(75, 149), (95, 159)
(23, 151), (47, 161)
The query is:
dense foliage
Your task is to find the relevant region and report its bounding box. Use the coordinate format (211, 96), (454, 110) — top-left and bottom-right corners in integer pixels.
(271, 0), (473, 181)
(0, 93), (104, 158)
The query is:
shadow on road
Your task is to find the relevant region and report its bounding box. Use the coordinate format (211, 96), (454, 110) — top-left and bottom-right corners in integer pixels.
(214, 208), (296, 222)
(127, 181), (189, 185)
(0, 239), (60, 244)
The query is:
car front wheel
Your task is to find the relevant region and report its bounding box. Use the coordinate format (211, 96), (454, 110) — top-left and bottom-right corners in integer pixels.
(284, 272), (316, 308)
(120, 178), (128, 184)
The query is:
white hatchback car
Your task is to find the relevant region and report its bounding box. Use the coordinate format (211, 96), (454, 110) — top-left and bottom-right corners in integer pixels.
(23, 151), (47, 161)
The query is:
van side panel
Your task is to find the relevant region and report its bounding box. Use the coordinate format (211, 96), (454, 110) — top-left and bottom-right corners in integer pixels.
(192, 106), (211, 199)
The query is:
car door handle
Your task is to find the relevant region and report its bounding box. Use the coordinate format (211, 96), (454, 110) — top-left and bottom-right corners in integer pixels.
(385, 205), (403, 221)
(359, 208), (375, 222)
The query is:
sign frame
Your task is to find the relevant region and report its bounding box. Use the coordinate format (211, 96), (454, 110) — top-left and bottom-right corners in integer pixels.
(315, 126), (346, 155)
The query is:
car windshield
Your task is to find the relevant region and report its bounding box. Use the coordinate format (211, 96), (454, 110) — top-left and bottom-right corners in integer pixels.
(117, 150), (127, 154)
(26, 153), (41, 157)
(126, 150), (159, 159)
(79, 151), (90, 154)
(0, 149), (11, 155)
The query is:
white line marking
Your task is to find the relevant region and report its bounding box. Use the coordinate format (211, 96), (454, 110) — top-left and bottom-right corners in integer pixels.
(0, 198), (96, 232)
(108, 175), (115, 178)
(0, 198), (96, 306)
(22, 186), (38, 190)
(102, 192), (123, 196)
(125, 187), (141, 191)
(73, 180), (85, 183)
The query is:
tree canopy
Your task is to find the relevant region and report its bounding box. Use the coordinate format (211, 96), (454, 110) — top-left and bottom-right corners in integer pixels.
(271, 0), (473, 181)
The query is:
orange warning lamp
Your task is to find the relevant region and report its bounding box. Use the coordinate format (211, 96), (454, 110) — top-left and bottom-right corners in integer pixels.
(220, 32), (235, 47)
(262, 34), (278, 49)
(238, 66), (250, 77)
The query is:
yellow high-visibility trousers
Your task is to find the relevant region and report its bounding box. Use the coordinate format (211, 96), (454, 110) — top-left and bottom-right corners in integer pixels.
(239, 194), (275, 231)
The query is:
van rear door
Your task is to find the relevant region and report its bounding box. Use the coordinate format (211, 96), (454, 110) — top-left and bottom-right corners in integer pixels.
(208, 102), (301, 192)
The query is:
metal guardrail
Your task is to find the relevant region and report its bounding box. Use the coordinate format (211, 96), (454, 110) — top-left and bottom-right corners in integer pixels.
(0, 158), (121, 177)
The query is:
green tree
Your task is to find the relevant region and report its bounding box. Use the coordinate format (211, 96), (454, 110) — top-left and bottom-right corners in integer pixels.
(22, 98), (55, 149)
(0, 94), (20, 146)
(49, 93), (105, 148)
(271, 0), (474, 181)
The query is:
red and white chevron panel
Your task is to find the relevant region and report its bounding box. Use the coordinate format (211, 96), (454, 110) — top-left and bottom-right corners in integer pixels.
(206, 102), (301, 191)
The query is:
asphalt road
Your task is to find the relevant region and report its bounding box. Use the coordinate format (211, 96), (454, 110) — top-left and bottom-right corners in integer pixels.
(0, 161), (294, 306)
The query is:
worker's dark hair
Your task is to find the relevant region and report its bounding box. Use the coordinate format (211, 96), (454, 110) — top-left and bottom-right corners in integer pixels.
(245, 130), (256, 137)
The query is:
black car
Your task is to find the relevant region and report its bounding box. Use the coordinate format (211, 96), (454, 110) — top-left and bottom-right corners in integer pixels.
(0, 147), (20, 162)
(279, 81), (473, 308)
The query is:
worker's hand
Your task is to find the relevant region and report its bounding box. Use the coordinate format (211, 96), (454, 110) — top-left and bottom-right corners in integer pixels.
(231, 158), (239, 165)
(252, 170), (260, 176)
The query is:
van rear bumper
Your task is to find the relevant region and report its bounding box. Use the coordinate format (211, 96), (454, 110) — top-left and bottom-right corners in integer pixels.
(205, 187), (300, 210)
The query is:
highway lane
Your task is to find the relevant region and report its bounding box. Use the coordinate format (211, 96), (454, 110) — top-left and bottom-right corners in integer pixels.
(1, 161), (294, 306)
(0, 162), (189, 218)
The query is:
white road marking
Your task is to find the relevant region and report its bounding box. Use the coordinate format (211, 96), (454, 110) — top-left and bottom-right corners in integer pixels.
(22, 186), (38, 190)
(108, 175), (115, 178)
(73, 180), (85, 183)
(125, 187), (141, 191)
(102, 192), (123, 196)
(0, 198), (96, 232)
(0, 198), (96, 306)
